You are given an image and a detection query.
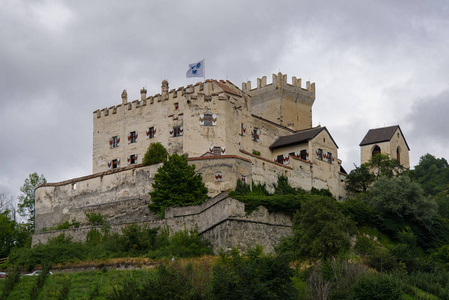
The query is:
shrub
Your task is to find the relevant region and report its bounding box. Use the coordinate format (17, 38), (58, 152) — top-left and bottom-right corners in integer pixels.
(142, 142), (168, 166)
(211, 246), (297, 299)
(148, 227), (212, 259)
(351, 272), (402, 300)
(84, 211), (106, 226)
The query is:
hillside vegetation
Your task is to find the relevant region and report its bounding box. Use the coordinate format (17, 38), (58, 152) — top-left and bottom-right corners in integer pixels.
(1, 153), (449, 299)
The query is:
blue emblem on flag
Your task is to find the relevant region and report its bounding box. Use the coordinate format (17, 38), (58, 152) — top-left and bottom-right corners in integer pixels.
(187, 60), (204, 78)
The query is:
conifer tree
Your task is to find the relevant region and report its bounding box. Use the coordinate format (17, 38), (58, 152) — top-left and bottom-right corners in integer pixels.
(149, 153), (208, 217)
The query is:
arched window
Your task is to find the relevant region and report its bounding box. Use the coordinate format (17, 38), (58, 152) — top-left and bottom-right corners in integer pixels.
(397, 147), (401, 164)
(372, 145), (381, 157)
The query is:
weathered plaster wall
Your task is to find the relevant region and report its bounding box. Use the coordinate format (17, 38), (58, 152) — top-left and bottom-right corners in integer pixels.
(35, 164), (161, 232)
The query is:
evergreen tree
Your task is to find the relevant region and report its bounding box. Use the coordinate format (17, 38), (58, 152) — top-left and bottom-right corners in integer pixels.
(149, 153), (208, 217)
(142, 142), (168, 166)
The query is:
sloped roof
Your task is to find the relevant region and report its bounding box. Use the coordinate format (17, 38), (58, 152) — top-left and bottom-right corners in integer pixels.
(359, 125), (410, 150)
(269, 126), (338, 150)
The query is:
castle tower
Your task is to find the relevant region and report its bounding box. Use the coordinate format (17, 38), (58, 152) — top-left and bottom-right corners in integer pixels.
(242, 72), (315, 131)
(359, 125), (410, 168)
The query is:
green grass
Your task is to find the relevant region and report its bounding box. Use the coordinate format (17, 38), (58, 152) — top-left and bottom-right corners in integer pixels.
(0, 269), (158, 300)
(6, 275), (37, 299)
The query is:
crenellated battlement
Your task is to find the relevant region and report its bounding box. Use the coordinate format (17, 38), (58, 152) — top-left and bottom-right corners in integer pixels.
(242, 72), (315, 98)
(93, 79), (244, 119)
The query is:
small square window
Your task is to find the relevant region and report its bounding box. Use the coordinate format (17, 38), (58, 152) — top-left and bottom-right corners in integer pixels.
(327, 152), (332, 163)
(277, 155), (284, 164)
(149, 127), (156, 139)
(111, 136), (119, 148)
(317, 149), (323, 160)
(174, 102), (179, 110)
(112, 159), (118, 169)
(130, 154), (137, 164)
(251, 128), (259, 142)
(173, 126), (182, 137)
(300, 150), (307, 160)
(129, 131), (137, 143)
(204, 113), (213, 126)
(213, 147), (221, 156)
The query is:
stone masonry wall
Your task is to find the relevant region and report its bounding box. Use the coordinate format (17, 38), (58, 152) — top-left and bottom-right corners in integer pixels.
(33, 194), (293, 253)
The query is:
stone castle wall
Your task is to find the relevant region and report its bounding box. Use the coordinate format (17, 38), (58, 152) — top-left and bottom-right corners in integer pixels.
(33, 193), (292, 253)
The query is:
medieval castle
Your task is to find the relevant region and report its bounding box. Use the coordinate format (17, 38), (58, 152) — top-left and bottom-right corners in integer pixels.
(33, 73), (410, 252)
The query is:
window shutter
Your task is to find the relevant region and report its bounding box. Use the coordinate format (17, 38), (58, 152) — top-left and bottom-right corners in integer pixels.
(146, 128), (150, 139)
(117, 136), (120, 146)
(117, 158), (120, 167)
(215, 172), (222, 182)
(323, 151), (328, 161)
(209, 145), (214, 153)
(294, 151), (300, 158)
(212, 114), (217, 126)
(256, 129), (260, 142)
(241, 124), (246, 136)
(169, 128), (174, 137)
(135, 154), (138, 162)
(127, 132), (131, 144)
(316, 149), (320, 159)
(332, 153), (335, 163)
(283, 154), (290, 165)
(199, 114), (204, 125)
(179, 126), (183, 136)
(108, 160), (112, 169)
(109, 138), (113, 149)
(306, 150), (309, 159)
(135, 132), (138, 142)
(154, 126), (156, 138)
(127, 155), (130, 165)
(221, 146), (226, 155)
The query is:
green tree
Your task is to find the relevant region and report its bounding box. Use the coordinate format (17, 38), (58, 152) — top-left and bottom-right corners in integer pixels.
(345, 164), (375, 195)
(368, 153), (403, 179)
(142, 142), (168, 166)
(368, 176), (438, 229)
(149, 153), (208, 217)
(0, 212), (32, 257)
(18, 172), (46, 227)
(284, 197), (355, 261)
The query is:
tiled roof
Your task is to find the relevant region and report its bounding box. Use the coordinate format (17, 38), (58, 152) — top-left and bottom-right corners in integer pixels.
(269, 127), (338, 150)
(359, 125), (410, 150)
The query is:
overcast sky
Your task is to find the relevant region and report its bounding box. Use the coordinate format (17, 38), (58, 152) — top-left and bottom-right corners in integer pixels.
(1, 0), (448, 201)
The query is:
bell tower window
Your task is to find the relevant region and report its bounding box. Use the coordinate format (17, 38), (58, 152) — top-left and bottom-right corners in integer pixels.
(372, 145), (381, 157)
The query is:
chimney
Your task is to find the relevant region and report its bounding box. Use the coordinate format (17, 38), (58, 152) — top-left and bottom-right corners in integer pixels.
(121, 89), (127, 104)
(140, 87), (147, 101)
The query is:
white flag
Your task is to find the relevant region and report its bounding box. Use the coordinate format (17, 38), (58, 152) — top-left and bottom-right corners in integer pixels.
(186, 59), (204, 78)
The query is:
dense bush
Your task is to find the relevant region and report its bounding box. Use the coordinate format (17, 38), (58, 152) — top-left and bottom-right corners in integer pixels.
(211, 246), (297, 299)
(8, 226), (212, 269)
(148, 227), (213, 259)
(351, 272), (402, 300)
